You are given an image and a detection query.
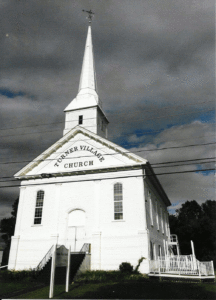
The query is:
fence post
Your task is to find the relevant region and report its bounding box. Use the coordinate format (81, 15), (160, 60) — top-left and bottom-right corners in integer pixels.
(198, 261), (201, 278)
(211, 261), (214, 276)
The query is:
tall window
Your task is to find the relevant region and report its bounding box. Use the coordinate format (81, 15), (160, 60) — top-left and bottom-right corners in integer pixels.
(148, 191), (153, 226)
(158, 245), (162, 257)
(150, 241), (154, 260)
(114, 183), (123, 220)
(165, 213), (169, 236)
(156, 201), (159, 230)
(79, 115), (83, 125)
(34, 190), (44, 224)
(161, 207), (164, 234)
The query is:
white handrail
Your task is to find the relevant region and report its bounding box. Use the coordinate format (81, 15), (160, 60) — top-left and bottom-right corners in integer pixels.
(0, 265), (8, 269)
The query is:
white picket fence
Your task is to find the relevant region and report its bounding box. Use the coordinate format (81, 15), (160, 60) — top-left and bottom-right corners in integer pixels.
(149, 255), (214, 277)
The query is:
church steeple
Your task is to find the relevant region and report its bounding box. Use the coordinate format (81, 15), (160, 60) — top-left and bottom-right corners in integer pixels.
(78, 25), (98, 96)
(63, 19), (108, 137)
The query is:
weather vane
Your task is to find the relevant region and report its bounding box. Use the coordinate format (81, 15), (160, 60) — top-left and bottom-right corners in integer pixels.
(82, 9), (95, 24)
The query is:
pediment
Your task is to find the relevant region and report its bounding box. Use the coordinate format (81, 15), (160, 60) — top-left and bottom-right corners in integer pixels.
(15, 126), (147, 178)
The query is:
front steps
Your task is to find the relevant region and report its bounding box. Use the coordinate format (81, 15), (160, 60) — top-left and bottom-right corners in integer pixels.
(37, 253), (86, 284)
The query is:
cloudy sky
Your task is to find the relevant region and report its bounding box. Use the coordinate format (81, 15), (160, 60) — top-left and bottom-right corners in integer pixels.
(0, 0), (215, 221)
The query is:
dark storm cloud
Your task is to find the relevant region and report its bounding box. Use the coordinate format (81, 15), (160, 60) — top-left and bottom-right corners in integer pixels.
(0, 0), (215, 220)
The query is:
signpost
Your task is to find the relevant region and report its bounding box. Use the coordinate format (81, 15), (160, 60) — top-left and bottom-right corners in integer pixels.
(66, 246), (71, 292)
(49, 245), (71, 298)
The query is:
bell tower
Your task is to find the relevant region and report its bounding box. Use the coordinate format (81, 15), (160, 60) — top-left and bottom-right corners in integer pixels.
(63, 11), (109, 138)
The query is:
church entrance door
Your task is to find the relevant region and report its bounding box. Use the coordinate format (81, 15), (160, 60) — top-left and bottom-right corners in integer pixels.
(67, 209), (86, 252)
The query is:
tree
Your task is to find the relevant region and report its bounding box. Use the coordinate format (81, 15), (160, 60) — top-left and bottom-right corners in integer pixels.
(169, 200), (216, 264)
(0, 197), (19, 265)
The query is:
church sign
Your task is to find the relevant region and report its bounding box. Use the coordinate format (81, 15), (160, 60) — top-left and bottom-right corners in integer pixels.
(49, 245), (71, 298)
(54, 144), (105, 168)
(56, 245), (68, 267)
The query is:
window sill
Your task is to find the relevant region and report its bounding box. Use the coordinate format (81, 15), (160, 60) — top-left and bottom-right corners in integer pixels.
(31, 224), (43, 227)
(112, 220), (125, 222)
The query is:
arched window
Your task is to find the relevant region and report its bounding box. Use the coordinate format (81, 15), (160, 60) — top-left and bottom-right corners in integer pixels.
(114, 183), (123, 220)
(68, 210), (86, 227)
(34, 190), (44, 224)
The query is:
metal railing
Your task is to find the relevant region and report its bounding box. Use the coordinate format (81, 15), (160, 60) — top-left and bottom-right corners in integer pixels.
(80, 243), (91, 254)
(35, 245), (54, 271)
(199, 261), (215, 276)
(149, 255), (215, 277)
(0, 265), (8, 269)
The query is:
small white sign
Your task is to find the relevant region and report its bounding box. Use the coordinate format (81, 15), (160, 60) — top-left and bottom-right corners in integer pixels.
(56, 245), (68, 267)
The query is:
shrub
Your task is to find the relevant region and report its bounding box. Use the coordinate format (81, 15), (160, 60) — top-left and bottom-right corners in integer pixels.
(119, 262), (133, 273)
(134, 257), (146, 274)
(0, 269), (39, 282)
(75, 270), (124, 283)
(75, 270), (146, 283)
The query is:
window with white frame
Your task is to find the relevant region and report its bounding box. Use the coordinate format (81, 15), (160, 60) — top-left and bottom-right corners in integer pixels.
(158, 245), (162, 257)
(148, 191), (153, 226)
(34, 190), (44, 224)
(165, 213), (169, 236)
(114, 183), (123, 220)
(150, 241), (154, 260)
(161, 206), (164, 233)
(156, 201), (159, 230)
(163, 239), (166, 256)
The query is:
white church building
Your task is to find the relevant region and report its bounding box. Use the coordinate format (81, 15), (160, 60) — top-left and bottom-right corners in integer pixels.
(8, 21), (173, 274)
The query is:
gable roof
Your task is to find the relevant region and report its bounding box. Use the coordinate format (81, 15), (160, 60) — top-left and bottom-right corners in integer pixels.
(14, 125), (148, 178)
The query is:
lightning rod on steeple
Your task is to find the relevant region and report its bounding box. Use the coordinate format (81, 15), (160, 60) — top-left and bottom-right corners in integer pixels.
(82, 9), (95, 24)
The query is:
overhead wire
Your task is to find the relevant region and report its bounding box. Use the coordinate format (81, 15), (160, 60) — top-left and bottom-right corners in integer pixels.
(0, 99), (214, 132)
(0, 160), (215, 184)
(0, 129), (215, 154)
(0, 167), (214, 189)
(0, 107), (214, 139)
(0, 142), (215, 165)
(0, 156), (215, 181)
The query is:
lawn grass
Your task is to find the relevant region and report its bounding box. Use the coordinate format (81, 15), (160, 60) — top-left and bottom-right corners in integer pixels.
(0, 280), (45, 298)
(0, 270), (44, 298)
(1, 269), (215, 299)
(12, 279), (216, 299)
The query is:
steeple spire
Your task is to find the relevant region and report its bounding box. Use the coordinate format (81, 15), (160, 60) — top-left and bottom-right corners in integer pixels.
(63, 18), (109, 137)
(64, 22), (100, 112)
(78, 25), (98, 95)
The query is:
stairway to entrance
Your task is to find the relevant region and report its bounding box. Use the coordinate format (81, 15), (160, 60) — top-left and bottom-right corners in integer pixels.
(36, 244), (90, 284)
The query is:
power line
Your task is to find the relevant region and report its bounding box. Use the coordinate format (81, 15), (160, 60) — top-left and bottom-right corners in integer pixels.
(0, 129), (214, 154)
(0, 156), (214, 181)
(0, 142), (215, 165)
(0, 108), (214, 139)
(0, 99), (213, 132)
(0, 160), (215, 184)
(0, 168), (214, 189)
(152, 160), (216, 169)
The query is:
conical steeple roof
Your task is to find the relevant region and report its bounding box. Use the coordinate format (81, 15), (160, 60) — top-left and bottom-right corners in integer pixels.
(64, 25), (100, 111)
